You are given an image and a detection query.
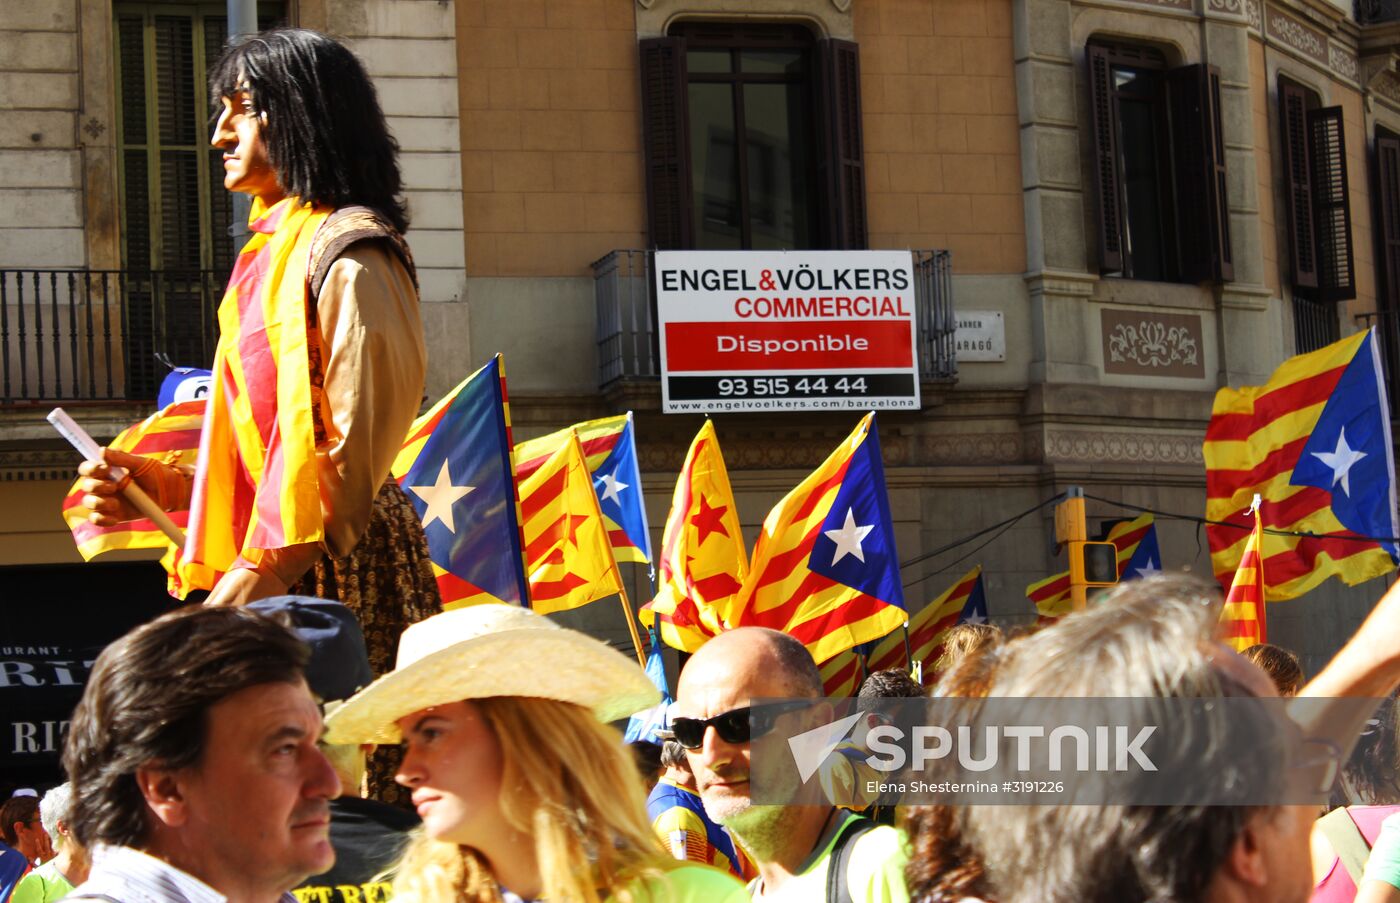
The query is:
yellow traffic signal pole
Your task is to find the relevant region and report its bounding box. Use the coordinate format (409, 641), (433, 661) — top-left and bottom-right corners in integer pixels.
(1054, 487), (1089, 611)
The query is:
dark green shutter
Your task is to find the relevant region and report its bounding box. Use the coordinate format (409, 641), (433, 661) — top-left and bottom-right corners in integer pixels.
(1308, 106), (1356, 302)
(1167, 64), (1232, 284)
(639, 37), (693, 250)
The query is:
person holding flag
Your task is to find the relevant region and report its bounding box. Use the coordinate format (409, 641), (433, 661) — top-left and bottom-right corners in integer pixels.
(74, 29), (438, 628)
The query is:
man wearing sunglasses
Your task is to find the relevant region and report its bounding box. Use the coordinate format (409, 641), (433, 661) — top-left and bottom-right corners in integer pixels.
(675, 628), (909, 902)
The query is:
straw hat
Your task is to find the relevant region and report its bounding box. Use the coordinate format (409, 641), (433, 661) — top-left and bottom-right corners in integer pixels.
(323, 603), (660, 744)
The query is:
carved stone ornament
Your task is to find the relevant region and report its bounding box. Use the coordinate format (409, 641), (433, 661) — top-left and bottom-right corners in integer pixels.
(1114, 0), (1193, 10)
(1247, 0), (1262, 29)
(1044, 430), (1204, 465)
(1266, 6), (1329, 65)
(1378, 74), (1400, 106)
(1206, 0), (1249, 21)
(1100, 309), (1206, 378)
(1330, 44), (1360, 82)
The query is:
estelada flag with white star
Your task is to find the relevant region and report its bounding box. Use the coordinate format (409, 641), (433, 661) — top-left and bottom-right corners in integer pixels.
(519, 429), (621, 614)
(1026, 513), (1162, 621)
(391, 355), (530, 609)
(728, 412), (907, 663)
(639, 419), (748, 652)
(1204, 328), (1399, 599)
(514, 413), (652, 565)
(867, 565), (986, 685)
(1221, 506), (1268, 650)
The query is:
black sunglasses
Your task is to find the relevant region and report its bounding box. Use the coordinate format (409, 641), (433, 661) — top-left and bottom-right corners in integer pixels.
(671, 700), (812, 750)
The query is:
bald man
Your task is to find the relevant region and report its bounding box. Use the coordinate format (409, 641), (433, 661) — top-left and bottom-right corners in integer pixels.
(674, 628), (909, 902)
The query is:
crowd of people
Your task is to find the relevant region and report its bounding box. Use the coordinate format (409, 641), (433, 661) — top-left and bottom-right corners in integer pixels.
(22, 18), (1400, 903)
(3, 572), (1400, 903)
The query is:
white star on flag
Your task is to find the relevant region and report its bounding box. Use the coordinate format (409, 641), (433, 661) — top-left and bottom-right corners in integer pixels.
(963, 612), (987, 625)
(408, 460), (475, 532)
(824, 508), (874, 565)
(1311, 426), (1367, 498)
(598, 471), (628, 504)
(1134, 557), (1160, 579)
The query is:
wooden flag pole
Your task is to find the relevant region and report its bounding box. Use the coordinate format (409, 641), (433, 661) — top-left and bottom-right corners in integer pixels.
(613, 560), (647, 668)
(901, 622), (914, 672)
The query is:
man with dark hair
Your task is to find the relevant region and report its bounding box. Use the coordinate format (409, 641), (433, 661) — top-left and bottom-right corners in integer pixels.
(64, 605), (340, 903)
(247, 596), (418, 903)
(0, 797), (49, 867)
(675, 628), (909, 901)
(0, 795), (44, 903)
(856, 668), (924, 702)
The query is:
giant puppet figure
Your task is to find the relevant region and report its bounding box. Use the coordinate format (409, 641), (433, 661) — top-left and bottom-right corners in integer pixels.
(77, 29), (441, 795)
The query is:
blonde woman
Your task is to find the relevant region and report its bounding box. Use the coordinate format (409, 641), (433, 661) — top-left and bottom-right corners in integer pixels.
(325, 604), (748, 903)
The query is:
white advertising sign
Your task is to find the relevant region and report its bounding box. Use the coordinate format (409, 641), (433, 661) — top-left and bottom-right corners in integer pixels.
(654, 250), (921, 414)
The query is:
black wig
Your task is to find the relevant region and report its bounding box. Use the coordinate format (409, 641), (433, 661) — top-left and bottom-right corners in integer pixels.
(209, 27), (409, 232)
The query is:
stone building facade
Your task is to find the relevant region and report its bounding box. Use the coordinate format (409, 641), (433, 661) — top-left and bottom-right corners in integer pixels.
(2, 0), (1399, 680)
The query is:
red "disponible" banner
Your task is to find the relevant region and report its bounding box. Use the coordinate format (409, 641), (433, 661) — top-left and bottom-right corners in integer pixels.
(666, 320), (913, 371)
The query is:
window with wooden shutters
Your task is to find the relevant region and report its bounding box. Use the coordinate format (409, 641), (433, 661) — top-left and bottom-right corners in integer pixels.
(1372, 129), (1400, 416)
(1168, 65), (1233, 283)
(638, 23), (865, 251)
(1279, 78), (1356, 303)
(1376, 130), (1400, 309)
(1088, 44), (1124, 273)
(1086, 41), (1233, 284)
(114, 2), (284, 396)
(639, 38), (692, 251)
(1308, 107), (1355, 301)
(817, 39), (866, 250)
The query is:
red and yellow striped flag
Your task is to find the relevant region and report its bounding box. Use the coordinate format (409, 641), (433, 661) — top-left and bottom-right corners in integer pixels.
(178, 197), (330, 595)
(868, 566), (984, 683)
(639, 420), (747, 652)
(820, 648), (863, 697)
(519, 430), (620, 614)
(1222, 508), (1267, 650)
(61, 400), (204, 560)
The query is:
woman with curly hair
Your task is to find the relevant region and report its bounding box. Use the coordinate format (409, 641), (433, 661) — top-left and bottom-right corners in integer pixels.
(903, 642), (1006, 903)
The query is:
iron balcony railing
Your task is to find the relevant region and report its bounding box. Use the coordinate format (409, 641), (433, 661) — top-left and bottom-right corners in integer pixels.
(592, 249), (957, 391)
(0, 269), (223, 404)
(1358, 308), (1400, 419)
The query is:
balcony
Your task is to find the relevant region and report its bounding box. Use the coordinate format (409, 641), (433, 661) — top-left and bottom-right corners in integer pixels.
(1, 269), (222, 405)
(592, 249), (957, 401)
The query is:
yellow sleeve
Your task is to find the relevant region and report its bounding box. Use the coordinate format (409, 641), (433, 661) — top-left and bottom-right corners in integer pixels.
(651, 805), (710, 862)
(819, 742), (885, 809)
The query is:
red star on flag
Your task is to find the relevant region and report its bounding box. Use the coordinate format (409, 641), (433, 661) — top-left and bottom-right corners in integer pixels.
(691, 495), (730, 545)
